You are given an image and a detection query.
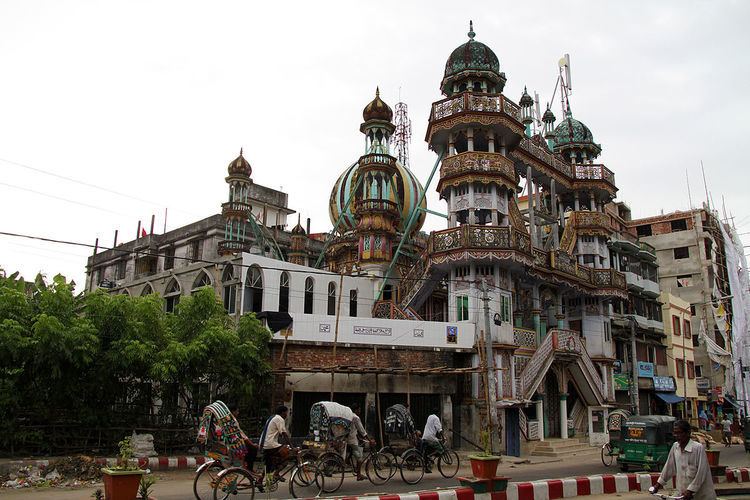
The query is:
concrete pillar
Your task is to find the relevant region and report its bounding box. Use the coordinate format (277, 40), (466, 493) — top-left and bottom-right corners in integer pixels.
(468, 183), (475, 225)
(590, 192), (596, 212)
(449, 133), (456, 156)
(527, 166), (536, 246)
(560, 394), (569, 439)
(600, 364), (609, 400)
(540, 317), (548, 338)
(491, 184), (499, 225)
(574, 192), (580, 211)
(488, 134), (496, 153)
(467, 128), (474, 152)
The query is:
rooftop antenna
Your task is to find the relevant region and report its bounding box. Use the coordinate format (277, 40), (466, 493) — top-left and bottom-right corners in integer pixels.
(533, 91), (542, 134)
(393, 92), (412, 168)
(558, 53), (572, 116)
(700, 160), (710, 210)
(686, 169), (694, 210)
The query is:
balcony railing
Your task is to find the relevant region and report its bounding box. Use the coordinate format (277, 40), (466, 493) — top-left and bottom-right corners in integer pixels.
(573, 164), (616, 185)
(430, 92), (522, 123)
(359, 153), (397, 169)
(568, 211), (612, 234)
(354, 199), (400, 214)
(221, 201), (252, 216)
(218, 240), (250, 254)
(516, 137), (573, 177)
(441, 151), (516, 181)
(513, 327), (537, 349)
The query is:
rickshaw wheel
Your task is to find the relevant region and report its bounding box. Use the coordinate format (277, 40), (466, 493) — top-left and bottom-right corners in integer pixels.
(193, 460), (225, 500)
(365, 451), (395, 485)
(379, 447), (400, 479)
(212, 467), (256, 500)
(601, 443), (614, 467)
(289, 461), (324, 499)
(317, 452), (345, 493)
(437, 450), (460, 478)
(399, 449), (425, 485)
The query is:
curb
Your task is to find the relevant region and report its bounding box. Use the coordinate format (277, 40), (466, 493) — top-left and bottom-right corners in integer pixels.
(0, 456), (207, 474)
(338, 468), (750, 500)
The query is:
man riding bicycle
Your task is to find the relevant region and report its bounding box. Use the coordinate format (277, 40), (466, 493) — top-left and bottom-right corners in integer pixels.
(261, 405), (291, 483)
(421, 408), (444, 472)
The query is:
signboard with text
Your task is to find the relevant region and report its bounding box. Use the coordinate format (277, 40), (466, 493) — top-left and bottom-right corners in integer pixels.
(653, 376), (676, 392)
(638, 361), (655, 378)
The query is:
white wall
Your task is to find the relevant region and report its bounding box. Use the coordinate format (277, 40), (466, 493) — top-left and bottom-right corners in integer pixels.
(277, 312), (475, 350)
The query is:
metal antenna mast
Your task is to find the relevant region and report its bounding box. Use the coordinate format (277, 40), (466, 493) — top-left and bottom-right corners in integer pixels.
(393, 99), (412, 168)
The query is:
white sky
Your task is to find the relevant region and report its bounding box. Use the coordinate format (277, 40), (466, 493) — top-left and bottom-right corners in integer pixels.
(1, 0), (749, 289)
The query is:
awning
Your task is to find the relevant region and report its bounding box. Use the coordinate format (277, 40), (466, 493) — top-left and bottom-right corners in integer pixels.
(255, 311), (293, 333)
(724, 394), (742, 410)
(655, 392), (684, 404)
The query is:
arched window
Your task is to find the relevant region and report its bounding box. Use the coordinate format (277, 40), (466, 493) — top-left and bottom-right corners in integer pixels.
(243, 266), (263, 313)
(304, 277), (314, 314)
(349, 289), (358, 317)
(222, 264), (237, 314)
(140, 283), (154, 296)
(164, 279), (181, 313)
(327, 281), (337, 315)
(192, 271), (212, 293)
(279, 272), (290, 313)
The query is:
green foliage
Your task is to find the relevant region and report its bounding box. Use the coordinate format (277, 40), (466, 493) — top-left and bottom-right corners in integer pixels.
(0, 270), (273, 453)
(138, 474), (156, 499)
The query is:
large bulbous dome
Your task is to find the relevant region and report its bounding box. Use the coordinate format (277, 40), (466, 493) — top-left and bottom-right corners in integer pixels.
(329, 161), (426, 234)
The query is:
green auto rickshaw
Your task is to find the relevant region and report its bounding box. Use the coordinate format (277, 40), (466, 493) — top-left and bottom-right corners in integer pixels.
(617, 415), (675, 472)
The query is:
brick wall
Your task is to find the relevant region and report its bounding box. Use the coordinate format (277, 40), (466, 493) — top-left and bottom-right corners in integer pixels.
(271, 344), (455, 370)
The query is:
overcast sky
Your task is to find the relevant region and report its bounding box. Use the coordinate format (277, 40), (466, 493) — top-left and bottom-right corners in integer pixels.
(1, 0), (749, 289)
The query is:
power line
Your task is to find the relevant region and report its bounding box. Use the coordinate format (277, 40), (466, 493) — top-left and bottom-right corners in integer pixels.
(0, 181), (133, 217)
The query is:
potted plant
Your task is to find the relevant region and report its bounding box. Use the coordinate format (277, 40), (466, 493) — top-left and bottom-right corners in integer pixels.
(101, 437), (146, 500)
(467, 430), (502, 480)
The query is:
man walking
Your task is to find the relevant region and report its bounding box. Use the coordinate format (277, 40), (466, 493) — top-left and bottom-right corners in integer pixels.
(651, 419), (715, 499)
(722, 415), (732, 447)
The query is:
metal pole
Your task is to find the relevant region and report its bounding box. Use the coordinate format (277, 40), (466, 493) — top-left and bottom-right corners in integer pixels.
(628, 317), (640, 415)
(481, 280), (499, 453)
(330, 271), (345, 400)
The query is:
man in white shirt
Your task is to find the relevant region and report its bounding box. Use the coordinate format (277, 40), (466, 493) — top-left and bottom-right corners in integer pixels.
(721, 416), (732, 447)
(261, 405), (290, 481)
(347, 403), (371, 481)
(422, 409), (444, 472)
(652, 419), (715, 500)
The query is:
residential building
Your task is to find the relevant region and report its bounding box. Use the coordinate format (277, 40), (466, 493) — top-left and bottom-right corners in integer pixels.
(661, 292), (698, 424)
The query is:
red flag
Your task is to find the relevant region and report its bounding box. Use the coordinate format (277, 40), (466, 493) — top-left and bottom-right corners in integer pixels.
(141, 227), (147, 237)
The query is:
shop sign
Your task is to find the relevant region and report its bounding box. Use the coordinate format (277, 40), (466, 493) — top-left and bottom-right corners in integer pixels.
(614, 373), (631, 391)
(637, 361), (654, 377)
(696, 377), (711, 390)
(653, 376), (676, 392)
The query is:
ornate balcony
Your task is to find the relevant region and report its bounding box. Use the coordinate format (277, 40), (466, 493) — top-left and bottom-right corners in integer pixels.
(221, 201), (252, 219)
(358, 153), (397, 170)
(218, 240), (250, 255)
(427, 92), (524, 142)
(438, 151), (518, 192)
(573, 163), (615, 185)
(568, 210), (612, 237)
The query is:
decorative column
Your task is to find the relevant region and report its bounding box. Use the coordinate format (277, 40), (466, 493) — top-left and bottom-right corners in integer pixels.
(535, 395), (545, 442)
(540, 317), (547, 338)
(560, 393), (569, 439)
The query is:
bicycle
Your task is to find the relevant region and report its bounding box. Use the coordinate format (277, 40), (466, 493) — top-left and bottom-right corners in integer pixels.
(316, 440), (396, 493)
(601, 442), (615, 467)
(212, 446), (324, 499)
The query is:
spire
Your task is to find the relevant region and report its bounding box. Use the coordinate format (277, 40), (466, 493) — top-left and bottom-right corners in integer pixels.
(375, 86), (380, 98)
(468, 20), (475, 40)
(240, 147), (243, 156)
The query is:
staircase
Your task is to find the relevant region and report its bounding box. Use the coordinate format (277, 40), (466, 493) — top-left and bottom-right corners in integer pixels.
(531, 437), (599, 459)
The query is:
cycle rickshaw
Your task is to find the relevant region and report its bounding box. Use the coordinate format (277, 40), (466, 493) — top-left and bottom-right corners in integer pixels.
(380, 403), (425, 484)
(304, 401), (394, 493)
(193, 401), (323, 499)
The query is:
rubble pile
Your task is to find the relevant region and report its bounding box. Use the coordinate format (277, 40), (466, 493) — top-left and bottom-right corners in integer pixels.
(2, 456), (102, 489)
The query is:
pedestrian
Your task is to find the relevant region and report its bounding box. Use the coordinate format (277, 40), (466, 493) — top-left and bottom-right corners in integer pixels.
(651, 419), (715, 499)
(698, 409), (708, 431)
(721, 415), (732, 447)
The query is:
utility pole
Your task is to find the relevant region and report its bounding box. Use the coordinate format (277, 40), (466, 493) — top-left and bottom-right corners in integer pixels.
(330, 271), (345, 401)
(481, 280), (499, 453)
(627, 316), (640, 415)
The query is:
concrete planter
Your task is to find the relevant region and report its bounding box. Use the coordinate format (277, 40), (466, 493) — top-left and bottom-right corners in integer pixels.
(102, 468), (145, 500)
(468, 454), (501, 479)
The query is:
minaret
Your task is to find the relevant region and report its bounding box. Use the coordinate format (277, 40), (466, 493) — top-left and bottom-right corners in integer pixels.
(520, 87), (534, 137)
(542, 105), (556, 149)
(289, 215), (307, 266)
(219, 149), (253, 255)
(352, 88), (401, 277)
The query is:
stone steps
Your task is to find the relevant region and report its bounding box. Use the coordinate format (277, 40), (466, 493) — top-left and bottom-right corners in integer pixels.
(531, 438), (600, 458)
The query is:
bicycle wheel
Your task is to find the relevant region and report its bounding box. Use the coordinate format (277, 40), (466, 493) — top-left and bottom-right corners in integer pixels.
(317, 452), (345, 493)
(213, 467), (256, 500)
(601, 443), (613, 467)
(194, 460), (225, 500)
(365, 451), (395, 485)
(289, 462), (324, 499)
(379, 447), (399, 479)
(399, 449), (425, 485)
(437, 449), (460, 478)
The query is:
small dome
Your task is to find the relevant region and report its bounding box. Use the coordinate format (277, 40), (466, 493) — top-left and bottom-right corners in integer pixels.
(227, 148), (252, 177)
(363, 87), (393, 122)
(542, 107), (556, 124)
(291, 215), (306, 235)
(519, 87), (533, 106)
(554, 113), (596, 145)
(443, 22), (500, 82)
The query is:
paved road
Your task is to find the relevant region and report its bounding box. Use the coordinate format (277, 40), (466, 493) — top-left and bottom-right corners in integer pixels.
(4, 445), (749, 499)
